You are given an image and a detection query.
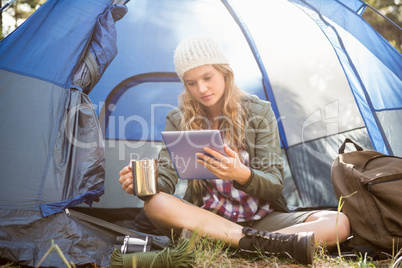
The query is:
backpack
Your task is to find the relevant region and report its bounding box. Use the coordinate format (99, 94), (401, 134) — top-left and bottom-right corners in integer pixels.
(331, 138), (402, 259)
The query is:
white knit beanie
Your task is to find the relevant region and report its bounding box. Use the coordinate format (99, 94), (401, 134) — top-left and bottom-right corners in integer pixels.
(174, 35), (229, 81)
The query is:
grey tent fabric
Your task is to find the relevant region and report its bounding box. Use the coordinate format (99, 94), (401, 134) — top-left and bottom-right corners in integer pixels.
(0, 209), (116, 267)
(0, 71), (105, 214)
(0, 71), (110, 266)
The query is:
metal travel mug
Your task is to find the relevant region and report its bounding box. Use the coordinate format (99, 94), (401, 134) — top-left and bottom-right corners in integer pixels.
(132, 159), (159, 197)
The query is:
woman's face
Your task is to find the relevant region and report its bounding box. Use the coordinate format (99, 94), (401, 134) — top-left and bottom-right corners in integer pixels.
(183, 65), (225, 112)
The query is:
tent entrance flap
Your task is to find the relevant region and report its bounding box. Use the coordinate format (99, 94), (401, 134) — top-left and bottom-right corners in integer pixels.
(40, 185), (105, 217)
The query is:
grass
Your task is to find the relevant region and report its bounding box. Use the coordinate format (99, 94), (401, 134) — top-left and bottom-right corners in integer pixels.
(1, 237), (401, 268)
(1, 194), (401, 268)
(191, 236), (402, 268)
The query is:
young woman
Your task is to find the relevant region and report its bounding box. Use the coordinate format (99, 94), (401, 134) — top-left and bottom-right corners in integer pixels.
(119, 35), (350, 265)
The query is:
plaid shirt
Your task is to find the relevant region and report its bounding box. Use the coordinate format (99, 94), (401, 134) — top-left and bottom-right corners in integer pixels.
(200, 148), (273, 223)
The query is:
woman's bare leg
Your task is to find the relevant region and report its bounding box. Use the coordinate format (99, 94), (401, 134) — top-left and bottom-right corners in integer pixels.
(144, 192), (345, 265)
(144, 192), (244, 247)
(144, 192), (350, 248)
(273, 211), (351, 247)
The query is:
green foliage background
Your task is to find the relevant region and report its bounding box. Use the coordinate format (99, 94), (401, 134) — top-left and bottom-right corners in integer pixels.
(0, 0), (46, 39)
(363, 0), (402, 52)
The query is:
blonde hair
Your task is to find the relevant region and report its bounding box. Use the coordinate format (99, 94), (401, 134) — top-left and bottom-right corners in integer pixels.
(178, 64), (247, 194)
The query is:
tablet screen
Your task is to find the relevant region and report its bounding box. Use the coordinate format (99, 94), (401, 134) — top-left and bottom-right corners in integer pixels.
(161, 130), (226, 179)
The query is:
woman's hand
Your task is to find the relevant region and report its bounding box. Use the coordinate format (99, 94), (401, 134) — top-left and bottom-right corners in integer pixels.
(119, 164), (134, 194)
(196, 144), (251, 185)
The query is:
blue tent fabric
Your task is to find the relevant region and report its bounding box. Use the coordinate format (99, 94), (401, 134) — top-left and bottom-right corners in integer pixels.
(0, 0), (112, 88)
(99, 72), (182, 139)
(221, 0), (289, 148)
(0, 0), (128, 266)
(40, 185), (105, 217)
(89, 0), (400, 209)
(87, 4), (128, 92)
(90, 0), (402, 157)
(0, 1), (128, 211)
(291, 0), (402, 155)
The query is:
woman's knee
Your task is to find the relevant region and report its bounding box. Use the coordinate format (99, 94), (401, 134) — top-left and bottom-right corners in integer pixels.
(307, 210), (350, 229)
(143, 192), (177, 220)
(336, 212), (351, 241)
(314, 211), (351, 239)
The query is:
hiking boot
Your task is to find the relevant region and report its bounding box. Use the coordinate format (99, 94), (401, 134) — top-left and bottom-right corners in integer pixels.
(238, 227), (315, 265)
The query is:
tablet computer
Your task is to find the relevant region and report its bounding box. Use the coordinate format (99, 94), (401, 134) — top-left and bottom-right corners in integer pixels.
(161, 130), (226, 180)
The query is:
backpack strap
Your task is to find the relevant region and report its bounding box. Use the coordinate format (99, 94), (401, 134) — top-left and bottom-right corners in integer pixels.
(339, 138), (364, 154)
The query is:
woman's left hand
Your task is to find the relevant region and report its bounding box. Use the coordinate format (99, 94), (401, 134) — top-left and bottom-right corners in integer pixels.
(196, 144), (251, 185)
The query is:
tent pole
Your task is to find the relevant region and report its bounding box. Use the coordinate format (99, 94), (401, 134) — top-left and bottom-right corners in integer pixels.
(362, 2), (402, 31)
(0, 0), (16, 13)
(220, 0), (289, 149)
(221, 0), (306, 205)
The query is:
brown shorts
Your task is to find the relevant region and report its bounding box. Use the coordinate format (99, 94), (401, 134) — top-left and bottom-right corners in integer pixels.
(176, 197), (318, 233)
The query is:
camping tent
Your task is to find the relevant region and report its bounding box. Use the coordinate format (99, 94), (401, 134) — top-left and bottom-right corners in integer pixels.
(0, 0), (400, 266)
(89, 0), (401, 211)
